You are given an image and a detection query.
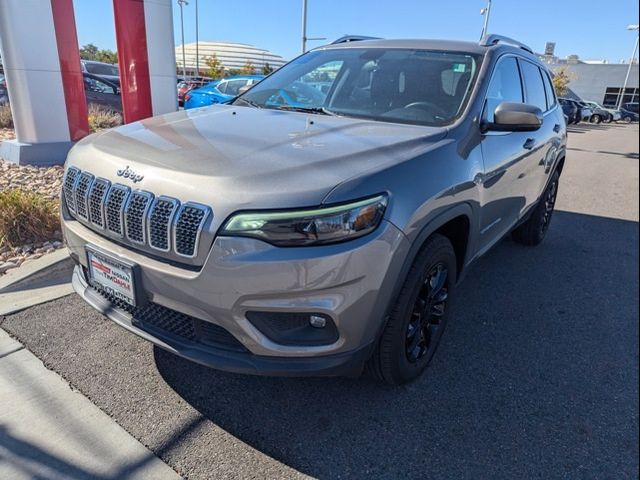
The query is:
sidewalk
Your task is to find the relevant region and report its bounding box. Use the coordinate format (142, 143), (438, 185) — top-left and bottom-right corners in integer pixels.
(0, 329), (181, 480)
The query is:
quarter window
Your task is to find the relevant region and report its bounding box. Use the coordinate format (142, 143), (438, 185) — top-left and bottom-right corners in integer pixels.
(519, 60), (547, 112)
(541, 70), (556, 109)
(483, 57), (523, 123)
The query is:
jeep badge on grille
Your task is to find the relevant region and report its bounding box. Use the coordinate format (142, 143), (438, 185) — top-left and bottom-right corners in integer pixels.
(117, 166), (144, 183)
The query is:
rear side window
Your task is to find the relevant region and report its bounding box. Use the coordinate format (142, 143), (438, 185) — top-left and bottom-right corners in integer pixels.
(483, 57), (523, 123)
(541, 70), (556, 109)
(519, 60), (547, 112)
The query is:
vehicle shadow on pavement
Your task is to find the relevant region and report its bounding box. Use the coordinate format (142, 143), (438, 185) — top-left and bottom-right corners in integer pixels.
(154, 210), (639, 479)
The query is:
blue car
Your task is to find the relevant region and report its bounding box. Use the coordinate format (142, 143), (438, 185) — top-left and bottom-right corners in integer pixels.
(184, 75), (264, 109)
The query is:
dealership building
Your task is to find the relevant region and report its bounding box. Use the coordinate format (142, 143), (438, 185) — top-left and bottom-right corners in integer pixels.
(175, 41), (286, 76)
(538, 47), (639, 107)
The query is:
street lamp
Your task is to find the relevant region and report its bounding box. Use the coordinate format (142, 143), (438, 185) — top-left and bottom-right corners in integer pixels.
(617, 24), (639, 110)
(195, 0), (199, 77)
(301, 0), (326, 53)
(177, 0), (188, 79)
(479, 0), (493, 40)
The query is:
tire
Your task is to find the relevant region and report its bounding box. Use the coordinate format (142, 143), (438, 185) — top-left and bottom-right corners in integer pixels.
(623, 115), (632, 124)
(366, 234), (457, 385)
(512, 171), (560, 246)
(592, 114), (602, 124)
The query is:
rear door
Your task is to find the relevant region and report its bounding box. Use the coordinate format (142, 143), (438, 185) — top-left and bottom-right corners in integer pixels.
(517, 59), (560, 204)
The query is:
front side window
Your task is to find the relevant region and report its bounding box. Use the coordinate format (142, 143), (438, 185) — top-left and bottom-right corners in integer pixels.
(519, 59), (547, 112)
(236, 48), (480, 127)
(483, 56), (523, 123)
(224, 79), (251, 96)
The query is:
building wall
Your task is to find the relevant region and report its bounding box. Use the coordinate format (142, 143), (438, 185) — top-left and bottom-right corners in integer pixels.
(551, 63), (639, 107)
(175, 41), (286, 76)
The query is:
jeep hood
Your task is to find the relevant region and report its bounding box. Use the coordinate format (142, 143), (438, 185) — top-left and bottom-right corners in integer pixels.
(68, 104), (447, 211)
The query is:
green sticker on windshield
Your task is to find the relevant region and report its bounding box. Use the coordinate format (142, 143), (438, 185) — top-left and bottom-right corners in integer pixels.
(453, 63), (466, 73)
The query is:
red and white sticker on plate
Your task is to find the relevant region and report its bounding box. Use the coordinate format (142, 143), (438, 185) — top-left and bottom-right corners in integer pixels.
(87, 249), (136, 306)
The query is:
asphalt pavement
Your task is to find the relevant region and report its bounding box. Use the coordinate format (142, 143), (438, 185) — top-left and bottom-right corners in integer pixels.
(1, 122), (638, 479)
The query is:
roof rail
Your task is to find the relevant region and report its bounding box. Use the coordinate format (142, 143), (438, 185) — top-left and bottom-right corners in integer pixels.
(479, 34), (534, 54)
(331, 35), (381, 45)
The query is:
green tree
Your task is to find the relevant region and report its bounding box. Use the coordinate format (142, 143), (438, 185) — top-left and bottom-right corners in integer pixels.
(79, 43), (99, 60)
(551, 67), (574, 97)
(96, 49), (118, 64)
(262, 62), (274, 75)
(240, 60), (255, 75)
(204, 53), (225, 79)
(227, 69), (242, 77)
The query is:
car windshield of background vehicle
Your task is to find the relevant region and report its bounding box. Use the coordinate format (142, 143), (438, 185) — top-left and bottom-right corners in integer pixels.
(85, 63), (119, 76)
(235, 48), (480, 127)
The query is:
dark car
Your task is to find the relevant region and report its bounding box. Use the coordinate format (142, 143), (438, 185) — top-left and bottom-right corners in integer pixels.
(584, 101), (613, 123)
(0, 74), (8, 105)
(83, 73), (121, 113)
(620, 102), (639, 123)
(558, 98), (579, 124)
(81, 60), (120, 86)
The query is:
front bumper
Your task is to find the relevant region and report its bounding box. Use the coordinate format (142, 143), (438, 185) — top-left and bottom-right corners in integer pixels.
(63, 214), (409, 376)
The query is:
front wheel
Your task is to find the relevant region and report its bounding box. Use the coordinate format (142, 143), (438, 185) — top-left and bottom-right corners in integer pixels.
(591, 114), (602, 124)
(367, 234), (456, 385)
(512, 171), (560, 246)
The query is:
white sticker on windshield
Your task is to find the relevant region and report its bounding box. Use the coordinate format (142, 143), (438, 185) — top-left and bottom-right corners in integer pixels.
(453, 63), (467, 73)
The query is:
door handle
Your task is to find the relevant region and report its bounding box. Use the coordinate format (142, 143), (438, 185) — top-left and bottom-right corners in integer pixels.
(523, 138), (536, 150)
(553, 123), (561, 133)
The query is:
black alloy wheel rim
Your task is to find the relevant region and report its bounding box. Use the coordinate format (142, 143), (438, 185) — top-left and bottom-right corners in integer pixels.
(405, 263), (449, 363)
(541, 178), (558, 234)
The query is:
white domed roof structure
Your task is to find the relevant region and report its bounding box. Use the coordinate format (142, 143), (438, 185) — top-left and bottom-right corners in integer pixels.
(175, 41), (286, 75)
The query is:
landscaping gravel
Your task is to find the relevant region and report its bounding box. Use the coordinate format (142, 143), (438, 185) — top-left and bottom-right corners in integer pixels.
(0, 133), (65, 275)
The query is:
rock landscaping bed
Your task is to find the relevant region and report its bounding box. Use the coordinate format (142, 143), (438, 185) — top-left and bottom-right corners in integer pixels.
(0, 151), (65, 275)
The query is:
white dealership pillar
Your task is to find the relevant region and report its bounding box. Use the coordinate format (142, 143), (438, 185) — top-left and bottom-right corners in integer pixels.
(113, 0), (177, 124)
(0, 0), (89, 165)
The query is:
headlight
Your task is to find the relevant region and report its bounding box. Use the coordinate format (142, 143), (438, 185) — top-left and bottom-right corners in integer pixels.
(221, 194), (388, 247)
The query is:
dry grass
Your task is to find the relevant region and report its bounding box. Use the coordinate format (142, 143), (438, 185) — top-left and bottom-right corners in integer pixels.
(88, 104), (123, 132)
(0, 189), (60, 248)
(0, 104), (13, 129)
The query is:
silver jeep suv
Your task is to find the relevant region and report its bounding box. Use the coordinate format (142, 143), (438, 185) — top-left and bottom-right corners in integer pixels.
(61, 35), (566, 384)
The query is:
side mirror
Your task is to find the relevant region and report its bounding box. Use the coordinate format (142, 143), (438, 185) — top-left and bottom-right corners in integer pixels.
(483, 102), (543, 132)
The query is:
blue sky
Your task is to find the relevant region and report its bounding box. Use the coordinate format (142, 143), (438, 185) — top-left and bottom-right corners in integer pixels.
(73, 0), (639, 63)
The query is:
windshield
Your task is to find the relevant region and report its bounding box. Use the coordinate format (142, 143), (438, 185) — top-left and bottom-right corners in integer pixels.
(85, 63), (119, 76)
(235, 48), (480, 126)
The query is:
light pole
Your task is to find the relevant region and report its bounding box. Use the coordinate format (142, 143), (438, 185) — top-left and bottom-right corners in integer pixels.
(617, 24), (639, 110)
(479, 0), (493, 39)
(300, 0), (325, 53)
(177, 0), (188, 79)
(195, 0), (199, 77)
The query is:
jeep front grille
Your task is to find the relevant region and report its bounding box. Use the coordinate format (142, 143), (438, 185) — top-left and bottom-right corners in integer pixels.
(63, 167), (211, 259)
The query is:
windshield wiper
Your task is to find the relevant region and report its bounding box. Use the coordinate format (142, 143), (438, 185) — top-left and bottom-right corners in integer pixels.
(233, 97), (262, 108)
(272, 105), (340, 116)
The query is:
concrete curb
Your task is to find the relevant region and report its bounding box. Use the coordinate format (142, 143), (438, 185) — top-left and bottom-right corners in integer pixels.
(0, 248), (74, 294)
(0, 329), (182, 479)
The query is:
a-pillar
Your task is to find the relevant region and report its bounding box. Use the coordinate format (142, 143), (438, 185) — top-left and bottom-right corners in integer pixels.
(0, 0), (89, 166)
(113, 0), (177, 124)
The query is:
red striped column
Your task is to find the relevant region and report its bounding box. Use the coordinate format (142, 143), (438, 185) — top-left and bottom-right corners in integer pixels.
(0, 0), (89, 164)
(113, 0), (177, 124)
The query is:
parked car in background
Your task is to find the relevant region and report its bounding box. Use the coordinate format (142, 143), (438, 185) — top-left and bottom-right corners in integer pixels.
(575, 101), (593, 122)
(0, 75), (8, 105)
(81, 60), (120, 86)
(61, 36), (567, 384)
(619, 102), (639, 123)
(184, 75), (264, 109)
(177, 77), (212, 106)
(583, 101), (613, 123)
(83, 72), (121, 113)
(558, 97), (579, 124)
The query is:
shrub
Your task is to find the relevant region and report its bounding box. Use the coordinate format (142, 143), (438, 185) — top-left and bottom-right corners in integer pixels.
(88, 104), (123, 132)
(0, 104), (13, 129)
(0, 189), (60, 248)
